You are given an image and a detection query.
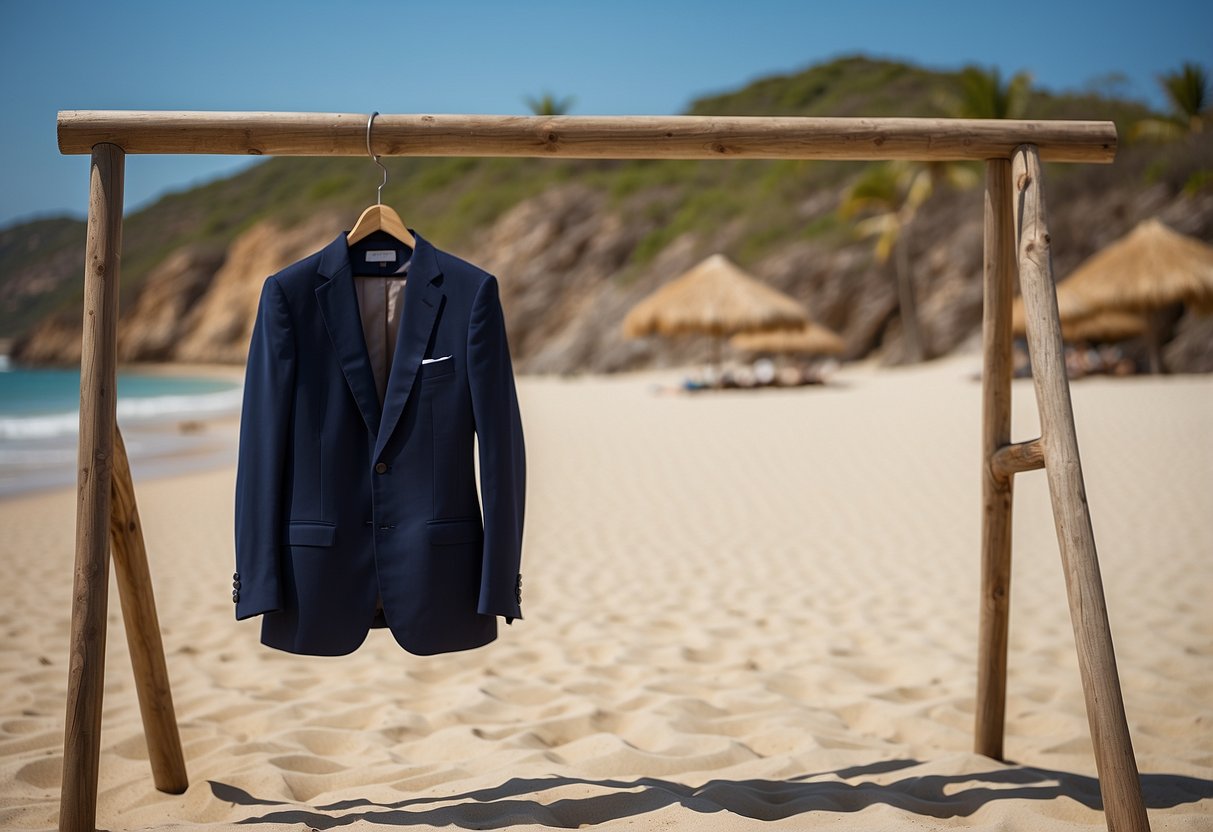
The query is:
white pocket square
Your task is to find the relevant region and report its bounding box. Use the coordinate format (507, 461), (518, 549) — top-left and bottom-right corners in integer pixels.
(422, 355), (452, 364)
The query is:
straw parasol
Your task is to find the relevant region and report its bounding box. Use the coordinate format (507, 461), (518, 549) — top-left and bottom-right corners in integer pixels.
(1010, 219), (1213, 371)
(729, 321), (846, 355)
(1014, 305), (1147, 343)
(1055, 218), (1213, 314)
(1012, 290), (1097, 335)
(1009, 218), (1213, 329)
(622, 253), (808, 374)
(1060, 309), (1148, 343)
(623, 254), (807, 337)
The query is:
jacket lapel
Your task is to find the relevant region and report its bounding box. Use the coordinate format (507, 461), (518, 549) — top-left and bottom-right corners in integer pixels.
(373, 230), (444, 463)
(315, 232), (382, 436)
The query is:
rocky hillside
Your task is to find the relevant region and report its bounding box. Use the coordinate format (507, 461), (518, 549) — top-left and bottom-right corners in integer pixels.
(4, 56), (1212, 373)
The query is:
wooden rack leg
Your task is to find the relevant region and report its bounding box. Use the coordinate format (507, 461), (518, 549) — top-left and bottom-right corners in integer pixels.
(109, 427), (188, 794)
(975, 157), (1016, 760)
(60, 143), (125, 832)
(1012, 144), (1150, 832)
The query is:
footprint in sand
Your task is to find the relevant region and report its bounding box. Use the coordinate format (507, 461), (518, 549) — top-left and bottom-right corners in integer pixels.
(1, 719), (50, 736)
(15, 755), (61, 789)
(280, 728), (368, 756)
(267, 754), (347, 774)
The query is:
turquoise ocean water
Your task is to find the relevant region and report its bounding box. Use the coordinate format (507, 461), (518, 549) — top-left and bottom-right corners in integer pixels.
(0, 363), (243, 497)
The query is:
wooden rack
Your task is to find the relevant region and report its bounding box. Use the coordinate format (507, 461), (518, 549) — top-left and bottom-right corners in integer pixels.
(55, 110), (1149, 832)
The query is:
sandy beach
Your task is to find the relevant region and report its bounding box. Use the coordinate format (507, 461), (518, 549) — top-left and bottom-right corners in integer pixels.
(0, 352), (1210, 830)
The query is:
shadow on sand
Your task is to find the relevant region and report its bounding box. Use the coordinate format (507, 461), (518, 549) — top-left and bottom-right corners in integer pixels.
(208, 759), (1213, 828)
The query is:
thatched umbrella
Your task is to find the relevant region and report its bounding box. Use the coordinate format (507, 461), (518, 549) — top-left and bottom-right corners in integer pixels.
(1014, 305), (1147, 343)
(1058, 219), (1213, 314)
(1012, 219), (1213, 372)
(1012, 290), (1097, 335)
(622, 253), (808, 375)
(1060, 310), (1148, 343)
(729, 321), (846, 355)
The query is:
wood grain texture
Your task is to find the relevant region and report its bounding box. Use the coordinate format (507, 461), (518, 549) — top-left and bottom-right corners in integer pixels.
(57, 111), (1117, 162)
(60, 143), (124, 832)
(109, 427), (188, 795)
(1012, 143), (1150, 832)
(975, 158), (1016, 761)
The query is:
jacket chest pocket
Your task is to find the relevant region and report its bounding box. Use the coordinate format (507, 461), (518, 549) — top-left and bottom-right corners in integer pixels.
(420, 355), (456, 387)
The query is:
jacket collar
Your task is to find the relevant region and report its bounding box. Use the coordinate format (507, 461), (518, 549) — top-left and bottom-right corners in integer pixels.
(315, 228), (444, 461)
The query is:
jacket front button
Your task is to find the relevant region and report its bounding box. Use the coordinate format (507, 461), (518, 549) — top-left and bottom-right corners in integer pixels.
(375, 462), (387, 474)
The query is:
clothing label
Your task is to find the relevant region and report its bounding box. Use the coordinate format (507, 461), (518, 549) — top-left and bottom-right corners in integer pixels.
(365, 250), (397, 263)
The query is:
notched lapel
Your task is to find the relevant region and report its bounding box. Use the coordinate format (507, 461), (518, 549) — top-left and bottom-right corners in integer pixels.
(315, 233), (382, 436)
(374, 231), (444, 463)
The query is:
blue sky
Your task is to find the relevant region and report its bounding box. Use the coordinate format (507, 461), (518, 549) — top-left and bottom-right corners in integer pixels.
(1, 0), (1209, 228)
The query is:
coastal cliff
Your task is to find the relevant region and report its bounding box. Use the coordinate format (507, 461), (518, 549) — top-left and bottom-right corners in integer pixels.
(4, 57), (1211, 373)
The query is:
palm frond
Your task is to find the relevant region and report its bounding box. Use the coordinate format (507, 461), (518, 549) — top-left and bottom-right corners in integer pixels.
(1161, 63), (1209, 121)
(1130, 117), (1187, 143)
(854, 214), (900, 263)
(945, 65), (1033, 119)
(523, 92), (576, 116)
(839, 165), (901, 217)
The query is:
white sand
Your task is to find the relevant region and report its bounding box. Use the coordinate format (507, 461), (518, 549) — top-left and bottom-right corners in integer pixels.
(1, 353), (1210, 830)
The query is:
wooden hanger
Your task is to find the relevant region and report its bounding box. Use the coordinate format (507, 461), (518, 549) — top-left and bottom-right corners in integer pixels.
(347, 111), (416, 249)
(347, 203), (414, 247)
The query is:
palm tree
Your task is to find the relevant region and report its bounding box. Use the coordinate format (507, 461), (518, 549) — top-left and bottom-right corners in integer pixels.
(523, 92), (576, 116)
(932, 66), (1030, 189)
(840, 157), (977, 364)
(840, 65), (1022, 363)
(1131, 62), (1210, 141)
(839, 162), (932, 363)
(938, 65), (1033, 120)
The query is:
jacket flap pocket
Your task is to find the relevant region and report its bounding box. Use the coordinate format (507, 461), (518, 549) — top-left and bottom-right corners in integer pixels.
(427, 517), (483, 545)
(288, 520), (336, 547)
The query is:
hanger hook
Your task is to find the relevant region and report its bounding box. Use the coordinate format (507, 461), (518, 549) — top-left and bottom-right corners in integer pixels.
(366, 111), (388, 205)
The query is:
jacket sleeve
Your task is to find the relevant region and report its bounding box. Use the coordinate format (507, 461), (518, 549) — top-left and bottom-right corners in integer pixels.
(233, 275), (296, 621)
(466, 274), (526, 620)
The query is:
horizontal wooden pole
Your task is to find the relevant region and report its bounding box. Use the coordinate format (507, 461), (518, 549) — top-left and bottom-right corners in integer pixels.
(57, 111), (1117, 162)
(991, 438), (1046, 479)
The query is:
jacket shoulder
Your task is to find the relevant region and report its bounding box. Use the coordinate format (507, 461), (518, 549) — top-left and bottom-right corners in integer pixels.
(434, 249), (495, 284)
(264, 249), (325, 294)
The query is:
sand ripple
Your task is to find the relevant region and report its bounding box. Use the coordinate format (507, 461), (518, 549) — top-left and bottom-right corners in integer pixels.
(0, 356), (1209, 829)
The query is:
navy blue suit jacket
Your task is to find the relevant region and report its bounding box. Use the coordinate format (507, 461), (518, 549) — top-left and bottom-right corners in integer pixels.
(234, 229), (526, 656)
